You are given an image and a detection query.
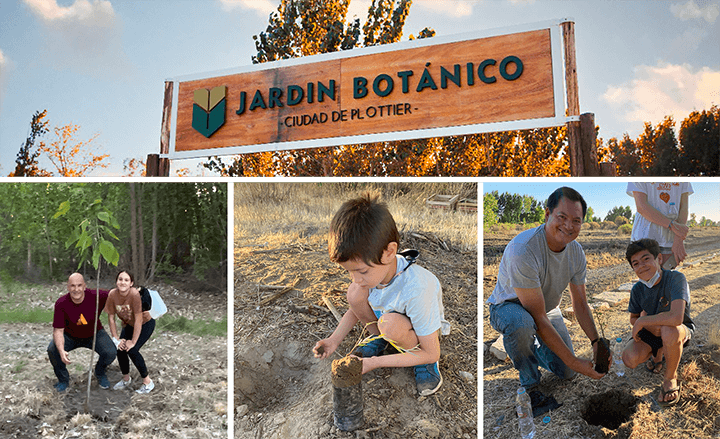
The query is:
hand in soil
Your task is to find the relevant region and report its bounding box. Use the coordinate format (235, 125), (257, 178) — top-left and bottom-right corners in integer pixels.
(313, 337), (338, 359)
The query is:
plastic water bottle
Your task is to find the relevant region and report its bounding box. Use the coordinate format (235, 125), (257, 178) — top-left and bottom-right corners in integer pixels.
(614, 337), (625, 377)
(516, 387), (536, 439)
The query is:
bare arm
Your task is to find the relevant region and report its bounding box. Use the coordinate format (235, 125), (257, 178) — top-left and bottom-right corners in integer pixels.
(360, 332), (440, 373)
(516, 286), (604, 379)
(633, 192), (689, 239)
(313, 307), (359, 359)
(104, 292), (119, 340)
(632, 299), (685, 341)
(53, 327), (71, 364)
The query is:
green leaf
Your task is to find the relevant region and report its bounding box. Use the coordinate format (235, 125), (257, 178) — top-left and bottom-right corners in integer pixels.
(78, 233), (93, 252)
(110, 215), (121, 230)
(99, 239), (119, 266)
(101, 226), (119, 241)
(92, 250), (100, 270)
(53, 201), (70, 219)
(97, 211), (110, 222)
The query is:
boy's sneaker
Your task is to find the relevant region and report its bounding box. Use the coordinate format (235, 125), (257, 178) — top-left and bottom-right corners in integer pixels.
(135, 380), (154, 394)
(414, 361), (443, 396)
(113, 377), (131, 390)
(352, 337), (388, 358)
(96, 374), (110, 389)
(54, 381), (69, 392)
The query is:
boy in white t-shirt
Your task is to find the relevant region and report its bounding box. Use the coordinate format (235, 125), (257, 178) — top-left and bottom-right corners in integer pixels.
(313, 192), (450, 396)
(627, 182), (693, 269)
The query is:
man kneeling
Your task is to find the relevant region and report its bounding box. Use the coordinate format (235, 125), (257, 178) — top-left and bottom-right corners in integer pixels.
(622, 239), (695, 406)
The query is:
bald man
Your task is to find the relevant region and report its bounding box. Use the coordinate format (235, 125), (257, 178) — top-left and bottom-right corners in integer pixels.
(47, 273), (116, 392)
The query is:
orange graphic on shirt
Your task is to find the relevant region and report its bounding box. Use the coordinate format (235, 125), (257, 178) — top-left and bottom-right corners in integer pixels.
(77, 314), (88, 325)
(659, 192), (670, 204)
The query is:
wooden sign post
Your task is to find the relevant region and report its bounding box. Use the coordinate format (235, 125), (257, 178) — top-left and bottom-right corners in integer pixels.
(148, 19), (611, 176)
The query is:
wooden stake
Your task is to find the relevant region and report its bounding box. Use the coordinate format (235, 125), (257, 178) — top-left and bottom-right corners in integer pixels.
(562, 20), (583, 176)
(322, 296), (343, 323)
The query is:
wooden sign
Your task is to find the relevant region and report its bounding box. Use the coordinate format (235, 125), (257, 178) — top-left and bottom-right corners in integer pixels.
(165, 20), (567, 159)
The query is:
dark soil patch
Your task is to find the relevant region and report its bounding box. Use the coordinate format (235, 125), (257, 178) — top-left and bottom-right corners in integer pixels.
(581, 389), (638, 430)
(0, 416), (41, 439)
(62, 381), (131, 422)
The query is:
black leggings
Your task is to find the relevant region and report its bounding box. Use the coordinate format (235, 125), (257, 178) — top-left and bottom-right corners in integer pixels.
(118, 319), (155, 378)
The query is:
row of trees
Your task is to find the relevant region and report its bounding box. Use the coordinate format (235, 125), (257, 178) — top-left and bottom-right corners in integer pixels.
(483, 192), (718, 229)
(0, 183), (227, 288)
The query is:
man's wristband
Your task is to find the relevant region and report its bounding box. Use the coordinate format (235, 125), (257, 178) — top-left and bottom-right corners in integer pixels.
(590, 338), (599, 346)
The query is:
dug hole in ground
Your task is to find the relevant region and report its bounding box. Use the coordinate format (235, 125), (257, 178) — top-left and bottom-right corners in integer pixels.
(483, 224), (720, 439)
(235, 183), (478, 439)
(0, 279), (227, 439)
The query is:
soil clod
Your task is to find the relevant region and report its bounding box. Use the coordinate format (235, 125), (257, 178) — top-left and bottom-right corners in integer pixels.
(331, 356), (363, 388)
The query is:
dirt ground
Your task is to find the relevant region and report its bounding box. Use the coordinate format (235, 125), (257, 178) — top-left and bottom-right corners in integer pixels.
(483, 225), (720, 439)
(0, 281), (228, 439)
(235, 221), (478, 438)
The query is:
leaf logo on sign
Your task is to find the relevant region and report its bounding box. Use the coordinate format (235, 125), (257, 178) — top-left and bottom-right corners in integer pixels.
(192, 86), (227, 138)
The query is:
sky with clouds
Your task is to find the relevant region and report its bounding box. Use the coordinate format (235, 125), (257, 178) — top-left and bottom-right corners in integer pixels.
(0, 0), (718, 176)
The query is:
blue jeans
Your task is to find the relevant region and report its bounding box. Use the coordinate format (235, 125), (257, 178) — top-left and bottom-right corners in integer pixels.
(47, 328), (117, 384)
(117, 319), (155, 378)
(489, 300), (576, 389)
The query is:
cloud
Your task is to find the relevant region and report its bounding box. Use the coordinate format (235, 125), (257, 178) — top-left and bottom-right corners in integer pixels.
(670, 0), (720, 23)
(415, 0), (474, 18)
(218, 0), (276, 15)
(602, 62), (720, 130)
(22, 0), (129, 75)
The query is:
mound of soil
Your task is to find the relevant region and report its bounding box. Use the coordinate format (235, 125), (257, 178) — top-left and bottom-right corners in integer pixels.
(331, 356), (362, 388)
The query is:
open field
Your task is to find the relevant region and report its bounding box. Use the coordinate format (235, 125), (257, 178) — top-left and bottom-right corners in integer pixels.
(483, 225), (720, 439)
(235, 182), (478, 439)
(0, 279), (228, 439)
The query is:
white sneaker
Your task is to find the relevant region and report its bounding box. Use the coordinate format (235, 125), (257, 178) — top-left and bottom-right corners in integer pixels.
(113, 377), (131, 390)
(135, 380), (154, 394)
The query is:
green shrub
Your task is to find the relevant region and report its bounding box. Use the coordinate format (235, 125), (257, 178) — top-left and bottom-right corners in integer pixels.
(614, 216), (630, 226)
(618, 223), (633, 235)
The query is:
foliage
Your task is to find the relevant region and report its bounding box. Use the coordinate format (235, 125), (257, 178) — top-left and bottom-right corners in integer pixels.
(483, 192), (498, 230)
(614, 216), (629, 226)
(604, 106), (719, 176)
(584, 206), (601, 223)
(9, 110), (51, 177)
(617, 223), (633, 235)
(40, 124), (110, 177)
(604, 205), (632, 223)
(484, 191), (544, 225)
(0, 183), (227, 285)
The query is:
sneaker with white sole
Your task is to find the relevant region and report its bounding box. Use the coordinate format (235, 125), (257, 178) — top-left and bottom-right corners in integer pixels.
(113, 377), (131, 390)
(135, 380), (154, 394)
(414, 361), (443, 396)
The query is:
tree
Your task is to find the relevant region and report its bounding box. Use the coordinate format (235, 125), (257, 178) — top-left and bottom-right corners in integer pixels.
(9, 110), (51, 177)
(677, 105), (719, 176)
(54, 197), (120, 413)
(604, 205), (632, 222)
(40, 124), (110, 177)
(483, 192), (498, 229)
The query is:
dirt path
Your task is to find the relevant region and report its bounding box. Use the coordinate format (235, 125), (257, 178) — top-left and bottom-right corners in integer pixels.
(235, 230), (478, 439)
(0, 282), (228, 439)
(483, 226), (720, 439)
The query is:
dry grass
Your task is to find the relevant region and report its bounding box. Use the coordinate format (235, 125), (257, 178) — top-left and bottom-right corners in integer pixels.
(235, 182), (478, 251)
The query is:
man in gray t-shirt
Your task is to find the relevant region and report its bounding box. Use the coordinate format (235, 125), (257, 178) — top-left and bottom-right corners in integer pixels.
(487, 187), (607, 417)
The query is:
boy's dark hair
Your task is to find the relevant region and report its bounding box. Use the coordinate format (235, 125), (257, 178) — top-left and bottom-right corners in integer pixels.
(547, 186), (587, 219)
(625, 238), (661, 265)
(329, 192), (400, 266)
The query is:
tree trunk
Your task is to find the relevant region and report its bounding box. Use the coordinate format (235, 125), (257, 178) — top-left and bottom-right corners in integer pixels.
(137, 184), (146, 285)
(129, 183), (140, 280)
(149, 189), (158, 283)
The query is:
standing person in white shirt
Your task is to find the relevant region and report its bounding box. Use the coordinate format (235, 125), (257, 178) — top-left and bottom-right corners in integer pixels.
(627, 182), (693, 270)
